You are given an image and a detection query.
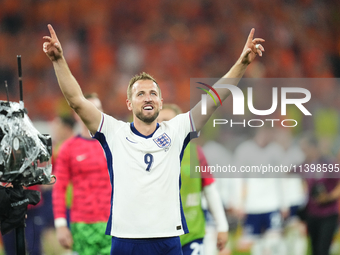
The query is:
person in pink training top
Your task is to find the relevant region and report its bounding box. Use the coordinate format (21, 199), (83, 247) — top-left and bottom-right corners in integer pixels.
(52, 93), (112, 255)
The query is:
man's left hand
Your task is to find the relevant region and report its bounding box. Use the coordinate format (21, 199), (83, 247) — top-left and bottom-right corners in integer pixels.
(217, 231), (228, 251)
(240, 28), (265, 65)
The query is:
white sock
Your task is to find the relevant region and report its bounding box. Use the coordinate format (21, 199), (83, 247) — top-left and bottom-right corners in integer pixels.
(262, 232), (286, 255)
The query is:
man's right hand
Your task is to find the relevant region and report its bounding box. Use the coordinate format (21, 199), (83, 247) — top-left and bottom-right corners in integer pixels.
(43, 24), (63, 62)
(56, 226), (73, 249)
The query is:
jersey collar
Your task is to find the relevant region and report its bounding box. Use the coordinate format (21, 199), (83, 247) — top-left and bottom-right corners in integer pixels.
(130, 122), (160, 139)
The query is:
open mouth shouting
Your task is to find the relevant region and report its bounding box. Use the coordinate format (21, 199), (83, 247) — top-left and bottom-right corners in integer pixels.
(143, 105), (154, 111)
(136, 104), (159, 123)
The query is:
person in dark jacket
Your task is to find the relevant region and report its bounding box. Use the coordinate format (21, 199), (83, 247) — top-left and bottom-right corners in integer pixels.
(299, 133), (340, 255)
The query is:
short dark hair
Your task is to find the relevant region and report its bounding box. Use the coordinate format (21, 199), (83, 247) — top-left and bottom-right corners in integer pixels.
(59, 115), (76, 129)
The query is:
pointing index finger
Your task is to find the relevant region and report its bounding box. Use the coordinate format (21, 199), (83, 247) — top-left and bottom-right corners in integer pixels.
(47, 24), (58, 40)
(246, 28), (255, 44)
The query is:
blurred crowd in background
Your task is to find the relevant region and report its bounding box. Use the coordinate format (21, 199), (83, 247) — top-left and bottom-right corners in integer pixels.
(0, 0), (340, 121)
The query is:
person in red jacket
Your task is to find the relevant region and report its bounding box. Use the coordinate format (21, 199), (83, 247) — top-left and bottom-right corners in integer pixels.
(52, 93), (112, 255)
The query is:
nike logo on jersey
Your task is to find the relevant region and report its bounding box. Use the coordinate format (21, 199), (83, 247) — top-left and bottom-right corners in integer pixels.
(126, 137), (138, 144)
(76, 154), (87, 162)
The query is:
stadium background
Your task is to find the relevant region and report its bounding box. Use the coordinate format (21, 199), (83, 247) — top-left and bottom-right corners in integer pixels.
(1, 0), (340, 254)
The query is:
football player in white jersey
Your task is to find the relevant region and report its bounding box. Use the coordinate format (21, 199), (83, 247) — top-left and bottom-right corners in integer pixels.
(233, 127), (288, 255)
(43, 24), (264, 255)
(274, 128), (307, 255)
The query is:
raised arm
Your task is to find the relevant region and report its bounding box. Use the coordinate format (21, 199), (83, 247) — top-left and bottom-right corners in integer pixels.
(43, 24), (101, 134)
(191, 28), (265, 132)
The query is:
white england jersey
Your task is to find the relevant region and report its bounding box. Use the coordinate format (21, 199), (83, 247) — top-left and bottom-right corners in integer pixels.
(93, 112), (196, 238)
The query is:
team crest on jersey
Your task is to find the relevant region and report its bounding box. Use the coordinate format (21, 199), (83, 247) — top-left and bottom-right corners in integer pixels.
(153, 133), (171, 149)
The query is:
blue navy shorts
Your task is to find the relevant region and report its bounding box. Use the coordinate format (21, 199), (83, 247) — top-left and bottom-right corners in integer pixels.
(289, 205), (299, 218)
(111, 236), (183, 255)
(182, 238), (204, 255)
(243, 211), (282, 236)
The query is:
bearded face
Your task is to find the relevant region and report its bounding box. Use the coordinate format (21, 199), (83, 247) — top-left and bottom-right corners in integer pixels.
(127, 80), (163, 125)
(134, 107), (160, 124)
